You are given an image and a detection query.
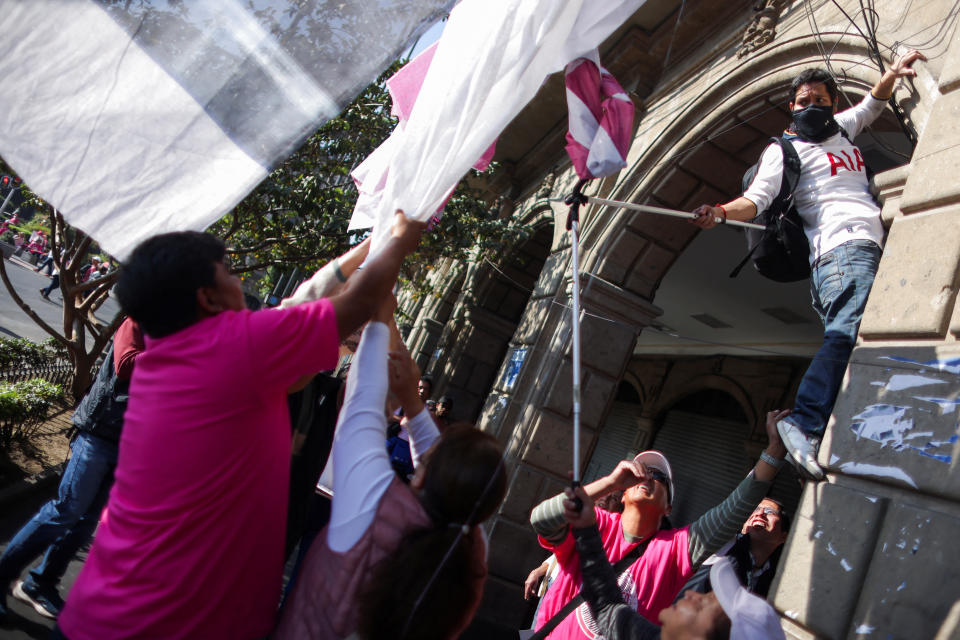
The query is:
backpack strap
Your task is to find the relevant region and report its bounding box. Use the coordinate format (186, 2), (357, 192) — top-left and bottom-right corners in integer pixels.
(528, 538), (650, 640)
(774, 136), (801, 204)
(728, 137), (800, 278)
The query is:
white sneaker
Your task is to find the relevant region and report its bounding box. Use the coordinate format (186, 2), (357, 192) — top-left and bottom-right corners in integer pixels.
(776, 419), (825, 481)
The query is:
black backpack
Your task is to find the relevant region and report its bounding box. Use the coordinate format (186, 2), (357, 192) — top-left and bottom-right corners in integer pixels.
(729, 136), (809, 282)
(72, 344), (130, 443)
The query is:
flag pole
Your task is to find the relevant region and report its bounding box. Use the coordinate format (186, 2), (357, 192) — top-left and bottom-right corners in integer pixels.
(564, 178), (590, 490)
(550, 196), (765, 230)
(584, 196), (766, 230)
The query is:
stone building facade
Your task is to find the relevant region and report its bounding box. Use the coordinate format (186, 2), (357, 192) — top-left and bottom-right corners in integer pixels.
(398, 1), (960, 637)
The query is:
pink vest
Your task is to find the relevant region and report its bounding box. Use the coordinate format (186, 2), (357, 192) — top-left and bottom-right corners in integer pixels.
(272, 477), (486, 639)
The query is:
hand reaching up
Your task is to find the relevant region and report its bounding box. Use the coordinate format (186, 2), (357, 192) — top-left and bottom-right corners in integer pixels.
(562, 485), (596, 530)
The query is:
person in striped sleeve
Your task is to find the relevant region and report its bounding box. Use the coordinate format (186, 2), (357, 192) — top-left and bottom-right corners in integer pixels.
(529, 409), (790, 639)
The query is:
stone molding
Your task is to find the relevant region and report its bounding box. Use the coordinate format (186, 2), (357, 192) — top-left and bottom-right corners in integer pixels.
(737, 0), (790, 59)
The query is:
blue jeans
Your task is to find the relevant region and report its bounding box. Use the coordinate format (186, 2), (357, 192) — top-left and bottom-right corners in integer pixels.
(41, 273), (60, 297)
(36, 255), (54, 275)
(0, 432), (117, 590)
(790, 239), (882, 436)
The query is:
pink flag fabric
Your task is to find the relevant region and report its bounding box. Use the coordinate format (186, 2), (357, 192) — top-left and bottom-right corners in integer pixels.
(387, 43), (497, 171)
(564, 56), (634, 180)
(351, 42), (497, 228)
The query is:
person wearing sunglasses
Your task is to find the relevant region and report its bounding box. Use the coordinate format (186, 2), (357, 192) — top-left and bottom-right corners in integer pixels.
(528, 409), (790, 640)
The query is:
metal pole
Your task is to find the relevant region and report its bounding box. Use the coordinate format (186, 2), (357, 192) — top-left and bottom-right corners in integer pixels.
(0, 188), (17, 218)
(586, 196), (766, 230)
(570, 218), (582, 483)
(565, 179), (589, 484)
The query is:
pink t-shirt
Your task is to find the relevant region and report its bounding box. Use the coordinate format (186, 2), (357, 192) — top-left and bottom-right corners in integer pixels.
(535, 509), (693, 639)
(59, 299), (339, 640)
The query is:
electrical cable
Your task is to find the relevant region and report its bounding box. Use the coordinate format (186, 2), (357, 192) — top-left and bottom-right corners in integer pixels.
(661, 0), (688, 72)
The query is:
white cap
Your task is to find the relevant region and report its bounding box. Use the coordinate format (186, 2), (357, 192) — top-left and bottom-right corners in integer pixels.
(632, 450), (674, 505)
(710, 557), (786, 640)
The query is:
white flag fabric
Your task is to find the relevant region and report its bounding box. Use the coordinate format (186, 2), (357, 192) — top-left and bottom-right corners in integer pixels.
(0, 0), (453, 260)
(349, 0), (646, 250)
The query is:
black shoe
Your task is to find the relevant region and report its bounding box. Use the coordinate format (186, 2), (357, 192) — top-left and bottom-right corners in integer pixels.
(12, 579), (64, 619)
(40, 289), (49, 299)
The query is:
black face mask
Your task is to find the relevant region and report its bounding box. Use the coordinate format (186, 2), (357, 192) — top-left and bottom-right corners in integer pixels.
(792, 105), (839, 142)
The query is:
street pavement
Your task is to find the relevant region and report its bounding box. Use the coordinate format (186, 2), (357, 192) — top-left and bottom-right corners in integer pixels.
(0, 255), (121, 345)
(0, 481), (301, 639)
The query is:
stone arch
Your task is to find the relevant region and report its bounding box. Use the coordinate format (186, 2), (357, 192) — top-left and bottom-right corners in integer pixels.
(406, 262), (468, 373)
(429, 219), (556, 421)
(580, 35), (923, 299)
(650, 373), (757, 428)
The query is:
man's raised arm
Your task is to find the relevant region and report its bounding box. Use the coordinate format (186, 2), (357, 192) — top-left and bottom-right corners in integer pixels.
(687, 409), (789, 567)
(328, 211), (425, 341)
(530, 460), (647, 543)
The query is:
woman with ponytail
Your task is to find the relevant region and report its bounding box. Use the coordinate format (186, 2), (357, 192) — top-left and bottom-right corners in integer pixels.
(273, 295), (507, 640)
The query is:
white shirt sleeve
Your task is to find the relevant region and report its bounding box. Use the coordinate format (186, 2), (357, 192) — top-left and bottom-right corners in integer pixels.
(742, 143), (784, 215)
(835, 93), (887, 139)
(403, 407), (440, 467)
(326, 322), (397, 553)
(279, 262), (341, 308)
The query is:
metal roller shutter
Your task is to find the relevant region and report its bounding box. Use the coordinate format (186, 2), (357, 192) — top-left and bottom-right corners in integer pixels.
(583, 401), (640, 483)
(652, 410), (752, 527)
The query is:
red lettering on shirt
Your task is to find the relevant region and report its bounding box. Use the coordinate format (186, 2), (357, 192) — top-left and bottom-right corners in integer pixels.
(840, 150), (855, 170)
(827, 152), (849, 176)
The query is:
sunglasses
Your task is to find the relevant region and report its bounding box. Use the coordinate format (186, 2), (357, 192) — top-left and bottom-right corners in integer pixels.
(753, 506), (781, 517)
(648, 469), (669, 485)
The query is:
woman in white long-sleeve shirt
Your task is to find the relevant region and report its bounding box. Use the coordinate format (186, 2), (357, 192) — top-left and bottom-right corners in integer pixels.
(273, 297), (507, 640)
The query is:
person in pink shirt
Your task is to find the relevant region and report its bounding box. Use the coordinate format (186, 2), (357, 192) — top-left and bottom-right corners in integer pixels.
(56, 211), (423, 640)
(528, 410), (789, 640)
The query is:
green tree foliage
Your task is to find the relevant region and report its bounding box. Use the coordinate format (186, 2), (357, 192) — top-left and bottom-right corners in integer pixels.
(212, 61), (532, 297)
(0, 157), (122, 400)
(0, 337), (65, 370)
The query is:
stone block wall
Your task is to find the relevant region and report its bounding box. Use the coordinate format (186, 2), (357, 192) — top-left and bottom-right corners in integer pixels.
(405, 1), (960, 635)
(769, 19), (960, 639)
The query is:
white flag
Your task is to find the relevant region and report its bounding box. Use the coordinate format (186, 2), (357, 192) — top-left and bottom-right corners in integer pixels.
(349, 0), (646, 252)
(0, 0), (453, 260)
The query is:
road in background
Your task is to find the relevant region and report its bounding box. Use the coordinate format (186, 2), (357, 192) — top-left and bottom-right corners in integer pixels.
(0, 257), (121, 345)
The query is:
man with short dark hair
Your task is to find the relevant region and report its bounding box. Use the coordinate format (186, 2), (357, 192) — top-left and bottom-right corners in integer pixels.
(56, 212), (423, 640)
(417, 374), (433, 402)
(692, 50), (926, 480)
(436, 393), (454, 428)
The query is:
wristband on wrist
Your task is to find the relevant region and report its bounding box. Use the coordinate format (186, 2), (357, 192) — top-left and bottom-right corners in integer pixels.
(759, 450), (783, 469)
(332, 258), (348, 283)
(714, 203), (728, 224)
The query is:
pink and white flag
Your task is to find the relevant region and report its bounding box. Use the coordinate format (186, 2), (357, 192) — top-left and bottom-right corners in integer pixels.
(350, 42), (496, 230)
(564, 55), (634, 180)
(346, 0), (647, 249)
(386, 43), (497, 172)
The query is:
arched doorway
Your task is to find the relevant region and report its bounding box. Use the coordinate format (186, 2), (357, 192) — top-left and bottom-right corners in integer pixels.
(583, 381), (644, 482)
(431, 221), (555, 421)
(651, 388), (803, 526)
